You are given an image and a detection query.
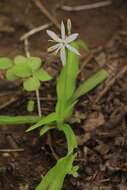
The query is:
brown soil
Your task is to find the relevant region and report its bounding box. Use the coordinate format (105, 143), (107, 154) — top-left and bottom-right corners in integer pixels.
(0, 0), (127, 190)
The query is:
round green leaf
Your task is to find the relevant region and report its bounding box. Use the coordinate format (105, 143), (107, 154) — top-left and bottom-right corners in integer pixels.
(6, 68), (18, 81)
(27, 57), (42, 71)
(0, 57), (13, 70)
(34, 68), (52, 82)
(14, 55), (27, 65)
(23, 77), (40, 91)
(13, 63), (32, 78)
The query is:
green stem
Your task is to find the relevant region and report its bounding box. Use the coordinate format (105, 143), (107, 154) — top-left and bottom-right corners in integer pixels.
(24, 41), (42, 118)
(58, 55), (68, 123)
(0, 115), (40, 125)
(36, 89), (42, 117)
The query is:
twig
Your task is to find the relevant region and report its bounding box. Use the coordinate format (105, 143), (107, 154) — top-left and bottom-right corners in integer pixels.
(20, 23), (52, 41)
(32, 96), (56, 101)
(5, 134), (20, 157)
(95, 65), (127, 103)
(0, 97), (18, 110)
(36, 89), (42, 117)
(78, 53), (94, 75)
(32, 0), (60, 30)
(59, 0), (112, 11)
(46, 131), (59, 160)
(0, 148), (24, 152)
(78, 46), (103, 75)
(0, 91), (21, 97)
(24, 38), (30, 58)
(103, 106), (127, 129)
(6, 134), (19, 149)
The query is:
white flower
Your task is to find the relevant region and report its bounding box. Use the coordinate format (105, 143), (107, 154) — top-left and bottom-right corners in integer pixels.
(46, 19), (80, 66)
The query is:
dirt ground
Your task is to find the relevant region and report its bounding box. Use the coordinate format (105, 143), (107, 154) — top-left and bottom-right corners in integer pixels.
(0, 0), (127, 190)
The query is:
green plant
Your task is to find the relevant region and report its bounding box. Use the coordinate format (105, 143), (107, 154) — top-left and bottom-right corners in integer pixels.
(0, 55), (52, 116)
(26, 20), (108, 190)
(0, 19), (108, 190)
(0, 56), (51, 88)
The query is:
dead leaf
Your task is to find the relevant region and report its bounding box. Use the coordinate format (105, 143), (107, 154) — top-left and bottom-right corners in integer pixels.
(0, 16), (14, 33)
(69, 111), (86, 124)
(95, 52), (106, 67)
(119, 184), (127, 190)
(83, 112), (105, 132)
(76, 133), (91, 146)
(95, 143), (110, 155)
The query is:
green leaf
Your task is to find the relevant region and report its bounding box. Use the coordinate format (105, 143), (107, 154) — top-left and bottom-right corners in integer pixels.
(40, 125), (55, 136)
(34, 68), (52, 82)
(65, 42), (80, 100)
(27, 100), (35, 112)
(13, 63), (32, 78)
(57, 42), (80, 101)
(0, 57), (13, 70)
(61, 124), (77, 154)
(62, 101), (77, 120)
(23, 77), (40, 91)
(72, 69), (108, 101)
(56, 42), (80, 121)
(26, 112), (57, 132)
(36, 153), (76, 190)
(14, 55), (27, 65)
(27, 57), (42, 71)
(6, 68), (18, 81)
(0, 115), (40, 125)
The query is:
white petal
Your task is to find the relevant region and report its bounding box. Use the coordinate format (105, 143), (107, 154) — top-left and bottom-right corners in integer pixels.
(66, 44), (80, 56)
(48, 39), (55, 42)
(54, 43), (63, 55)
(60, 46), (66, 65)
(46, 30), (62, 42)
(54, 47), (61, 55)
(47, 43), (60, 52)
(67, 19), (72, 34)
(61, 21), (66, 40)
(65, 33), (79, 43)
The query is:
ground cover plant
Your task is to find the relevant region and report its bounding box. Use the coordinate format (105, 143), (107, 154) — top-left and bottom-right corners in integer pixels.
(0, 19), (108, 190)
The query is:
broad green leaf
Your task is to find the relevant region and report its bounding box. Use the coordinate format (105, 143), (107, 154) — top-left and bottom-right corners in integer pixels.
(61, 124), (77, 153)
(23, 77), (40, 91)
(6, 68), (18, 81)
(34, 68), (52, 81)
(55, 65), (67, 122)
(0, 57), (13, 70)
(72, 69), (108, 101)
(36, 153), (76, 190)
(65, 42), (80, 99)
(13, 63), (32, 78)
(27, 57), (42, 71)
(0, 115), (40, 125)
(26, 112), (57, 132)
(40, 125), (55, 136)
(56, 42), (80, 121)
(14, 55), (27, 65)
(62, 101), (77, 120)
(27, 100), (35, 112)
